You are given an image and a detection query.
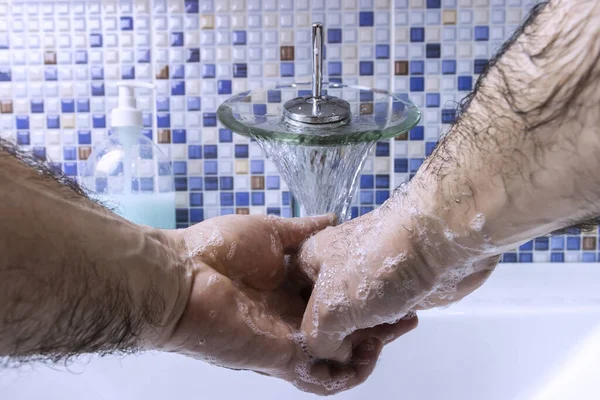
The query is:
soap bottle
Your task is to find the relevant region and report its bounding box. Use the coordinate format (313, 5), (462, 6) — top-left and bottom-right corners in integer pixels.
(79, 81), (176, 229)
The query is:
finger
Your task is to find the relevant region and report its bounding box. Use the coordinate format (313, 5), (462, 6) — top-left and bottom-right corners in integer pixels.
(269, 214), (336, 252)
(347, 315), (419, 346)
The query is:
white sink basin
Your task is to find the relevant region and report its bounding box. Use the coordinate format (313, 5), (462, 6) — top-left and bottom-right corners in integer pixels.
(2, 264), (600, 400)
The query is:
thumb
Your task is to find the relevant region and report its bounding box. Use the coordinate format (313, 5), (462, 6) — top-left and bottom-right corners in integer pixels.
(269, 214), (336, 252)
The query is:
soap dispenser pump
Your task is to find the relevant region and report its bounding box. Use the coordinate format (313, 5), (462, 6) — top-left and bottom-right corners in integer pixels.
(79, 81), (176, 229)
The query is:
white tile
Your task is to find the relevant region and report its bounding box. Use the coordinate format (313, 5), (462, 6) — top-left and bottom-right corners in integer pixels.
(264, 30), (278, 44)
(263, 13), (278, 28)
(295, 13), (310, 27)
(426, 26), (441, 41)
(216, 15), (230, 29)
(170, 49), (184, 63)
(395, 27), (408, 42)
(216, 47), (231, 61)
(231, 14), (246, 29)
(136, 33), (150, 46)
(185, 15), (199, 30)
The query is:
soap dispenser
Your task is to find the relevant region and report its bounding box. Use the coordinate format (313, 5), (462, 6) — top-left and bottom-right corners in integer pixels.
(79, 81), (176, 229)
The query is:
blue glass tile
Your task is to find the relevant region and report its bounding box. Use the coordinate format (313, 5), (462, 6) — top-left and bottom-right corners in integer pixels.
(16, 116), (29, 130)
(205, 160), (218, 175)
(171, 32), (184, 46)
(474, 59), (488, 74)
(375, 44), (390, 59)
(233, 63), (247, 78)
(360, 90), (374, 102)
(328, 28), (342, 43)
(375, 175), (389, 188)
(120, 16), (133, 31)
(534, 237), (549, 251)
(187, 96), (201, 111)
(172, 129), (187, 143)
(220, 176), (234, 190)
(45, 67), (58, 81)
(91, 83), (105, 96)
(61, 99), (74, 113)
(236, 192), (250, 206)
(235, 144), (249, 158)
(157, 97), (170, 112)
(503, 253), (517, 263)
(441, 109), (456, 123)
(174, 177), (187, 191)
(221, 208), (235, 216)
(360, 61), (374, 76)
(190, 208), (204, 223)
(31, 100), (44, 113)
(204, 177), (218, 190)
(63, 146), (77, 160)
(76, 99), (90, 112)
(474, 26), (489, 41)
(187, 48), (200, 62)
(251, 159), (264, 174)
(122, 65), (135, 80)
(252, 192), (265, 205)
(91, 66), (104, 80)
(157, 113), (170, 128)
(410, 126), (424, 140)
(359, 11), (374, 26)
(394, 158), (408, 173)
(410, 77), (424, 91)
(158, 162), (172, 176)
(410, 60), (424, 75)
(190, 192), (203, 207)
(46, 115), (59, 129)
(171, 65), (184, 79)
(551, 236), (564, 250)
(281, 62), (295, 77)
(442, 60), (456, 74)
(519, 253), (533, 263)
(204, 144), (218, 159)
(360, 191), (374, 204)
(171, 81), (185, 95)
(16, 131), (30, 144)
(426, 43), (441, 58)
(583, 253), (596, 262)
(137, 49), (151, 63)
(458, 75), (473, 90)
(410, 158), (424, 172)
(189, 176), (203, 190)
(282, 208), (292, 218)
(186, 0), (200, 13)
(361, 175), (374, 189)
(0, 67), (10, 83)
(92, 114), (106, 128)
(567, 237), (581, 250)
(218, 80), (232, 95)
(520, 240), (533, 251)
(63, 162), (77, 176)
(566, 227), (581, 235)
(282, 192), (290, 206)
(267, 208), (281, 216)
(427, 0), (441, 8)
(220, 192), (234, 206)
(203, 113), (217, 127)
(78, 130), (91, 144)
(202, 64), (217, 78)
(173, 161), (187, 175)
(267, 90), (282, 103)
(177, 209), (189, 223)
(266, 175), (280, 189)
(351, 207), (359, 219)
(551, 252), (564, 263)
(219, 128), (232, 142)
(33, 147), (46, 160)
(233, 31), (247, 45)
(142, 128), (152, 140)
(410, 27), (425, 42)
(425, 141), (437, 155)
(376, 190), (389, 204)
(328, 61), (342, 76)
(143, 115), (153, 128)
(376, 142), (390, 156)
(90, 34), (103, 47)
(360, 207), (374, 216)
(426, 93), (440, 107)
(75, 50), (88, 64)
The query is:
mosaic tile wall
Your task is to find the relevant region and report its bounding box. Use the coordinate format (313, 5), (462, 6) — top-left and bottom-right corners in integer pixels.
(0, 0), (596, 263)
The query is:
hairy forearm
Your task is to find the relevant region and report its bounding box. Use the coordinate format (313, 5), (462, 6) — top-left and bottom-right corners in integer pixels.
(406, 0), (600, 254)
(0, 141), (190, 362)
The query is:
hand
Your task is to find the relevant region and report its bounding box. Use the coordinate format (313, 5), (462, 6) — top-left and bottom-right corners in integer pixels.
(154, 214), (415, 395)
(296, 187), (499, 362)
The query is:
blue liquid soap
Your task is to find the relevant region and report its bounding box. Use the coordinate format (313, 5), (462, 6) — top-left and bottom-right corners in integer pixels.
(97, 192), (176, 229)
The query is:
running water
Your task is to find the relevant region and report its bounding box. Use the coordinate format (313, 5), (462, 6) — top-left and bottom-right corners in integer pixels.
(256, 137), (375, 223)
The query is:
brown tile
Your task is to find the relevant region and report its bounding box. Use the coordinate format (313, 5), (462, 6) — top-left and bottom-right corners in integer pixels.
(78, 146), (92, 160)
(583, 237), (597, 250)
(251, 176), (265, 190)
(1, 100), (13, 114)
(280, 46), (295, 61)
(442, 10), (457, 25)
(395, 131), (408, 140)
(158, 129), (171, 143)
(395, 61), (408, 75)
(235, 159), (248, 174)
(236, 208), (250, 215)
(44, 51), (57, 65)
(156, 65), (169, 79)
(200, 15), (215, 29)
(360, 103), (373, 115)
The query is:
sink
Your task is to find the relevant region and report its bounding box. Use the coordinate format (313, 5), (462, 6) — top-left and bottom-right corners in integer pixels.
(2, 264), (600, 400)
